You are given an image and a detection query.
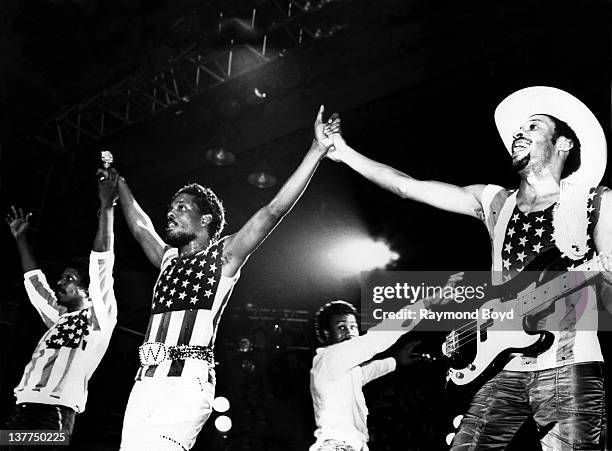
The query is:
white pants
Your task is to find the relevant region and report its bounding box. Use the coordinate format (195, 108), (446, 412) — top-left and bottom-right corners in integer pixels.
(120, 374), (215, 451)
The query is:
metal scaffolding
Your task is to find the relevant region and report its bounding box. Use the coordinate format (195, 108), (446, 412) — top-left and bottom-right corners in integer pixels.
(35, 0), (345, 151)
(224, 305), (313, 351)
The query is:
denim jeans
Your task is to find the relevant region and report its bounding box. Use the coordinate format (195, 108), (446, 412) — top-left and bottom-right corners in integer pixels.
(451, 362), (607, 450)
(4, 402), (75, 450)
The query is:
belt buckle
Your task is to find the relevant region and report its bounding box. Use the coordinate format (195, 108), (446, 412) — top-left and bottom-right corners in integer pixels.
(139, 342), (168, 366)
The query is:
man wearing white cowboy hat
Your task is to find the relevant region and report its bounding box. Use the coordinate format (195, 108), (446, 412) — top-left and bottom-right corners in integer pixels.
(324, 85), (612, 450)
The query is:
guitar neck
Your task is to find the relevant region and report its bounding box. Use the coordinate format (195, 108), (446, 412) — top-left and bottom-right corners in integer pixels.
(516, 256), (603, 316)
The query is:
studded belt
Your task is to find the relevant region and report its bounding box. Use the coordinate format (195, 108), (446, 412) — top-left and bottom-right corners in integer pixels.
(138, 342), (214, 366)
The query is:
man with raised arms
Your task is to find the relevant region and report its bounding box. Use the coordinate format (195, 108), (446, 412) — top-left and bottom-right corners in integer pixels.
(113, 107), (340, 450)
(4, 170), (119, 447)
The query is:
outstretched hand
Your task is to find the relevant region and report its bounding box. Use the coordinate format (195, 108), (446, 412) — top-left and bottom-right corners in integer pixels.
(397, 340), (422, 366)
(323, 114), (346, 162)
(96, 168), (119, 207)
(314, 105), (341, 150)
(325, 134), (347, 162)
(5, 206), (31, 239)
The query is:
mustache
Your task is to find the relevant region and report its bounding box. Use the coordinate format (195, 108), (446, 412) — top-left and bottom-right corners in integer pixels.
(512, 138), (531, 151)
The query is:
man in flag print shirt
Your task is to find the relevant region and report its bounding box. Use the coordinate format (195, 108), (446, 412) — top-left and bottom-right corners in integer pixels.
(3, 169), (119, 447)
(115, 107), (341, 451)
(325, 87), (612, 450)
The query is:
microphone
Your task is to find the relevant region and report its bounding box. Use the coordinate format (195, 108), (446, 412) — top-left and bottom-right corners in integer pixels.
(98, 150), (118, 208)
(99, 150), (114, 180)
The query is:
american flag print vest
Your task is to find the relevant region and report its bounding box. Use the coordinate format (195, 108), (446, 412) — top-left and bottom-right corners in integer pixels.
(137, 238), (239, 379)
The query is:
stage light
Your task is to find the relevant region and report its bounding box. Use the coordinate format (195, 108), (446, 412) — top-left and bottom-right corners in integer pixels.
(215, 415), (232, 433)
(206, 147), (236, 166)
(245, 86), (268, 106)
(237, 337), (253, 353)
(452, 414), (463, 429)
(268, 323), (286, 351)
(213, 396), (230, 413)
(330, 238), (399, 272)
(247, 171), (277, 188)
(445, 432), (456, 446)
(241, 359), (256, 372)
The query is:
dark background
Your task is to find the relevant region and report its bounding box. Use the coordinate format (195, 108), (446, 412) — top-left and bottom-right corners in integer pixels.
(0, 0), (611, 449)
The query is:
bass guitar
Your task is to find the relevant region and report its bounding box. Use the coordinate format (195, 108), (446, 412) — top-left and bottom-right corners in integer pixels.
(442, 248), (604, 396)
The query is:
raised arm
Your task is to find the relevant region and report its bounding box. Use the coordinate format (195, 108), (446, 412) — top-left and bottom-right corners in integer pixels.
(114, 170), (167, 268)
(91, 169), (119, 332)
(326, 133), (485, 219)
(6, 206), (63, 325)
(5, 206), (36, 273)
(221, 106), (340, 277)
(93, 169), (118, 252)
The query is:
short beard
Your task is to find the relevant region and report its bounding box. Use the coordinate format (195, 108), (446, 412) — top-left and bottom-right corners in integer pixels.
(512, 153), (530, 172)
(166, 230), (197, 248)
(57, 298), (78, 309)
(56, 295), (71, 308)
(56, 292), (87, 309)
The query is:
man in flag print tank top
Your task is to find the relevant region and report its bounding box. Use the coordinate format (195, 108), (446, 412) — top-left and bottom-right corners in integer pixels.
(325, 87), (612, 450)
(114, 107), (341, 451)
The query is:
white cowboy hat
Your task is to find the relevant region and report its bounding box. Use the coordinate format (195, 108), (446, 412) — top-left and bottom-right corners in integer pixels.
(494, 86), (607, 187)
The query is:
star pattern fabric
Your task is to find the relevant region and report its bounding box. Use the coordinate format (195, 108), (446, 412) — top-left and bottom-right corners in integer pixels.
(501, 188), (601, 282)
(151, 241), (223, 314)
(46, 308), (91, 349)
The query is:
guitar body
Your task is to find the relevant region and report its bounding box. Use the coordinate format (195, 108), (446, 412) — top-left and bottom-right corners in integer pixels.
(444, 248), (565, 399)
(445, 304), (554, 383)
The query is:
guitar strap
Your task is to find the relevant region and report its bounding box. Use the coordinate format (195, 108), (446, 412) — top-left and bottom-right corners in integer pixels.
(482, 184), (604, 277)
(481, 184), (516, 284)
(552, 182), (591, 261)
